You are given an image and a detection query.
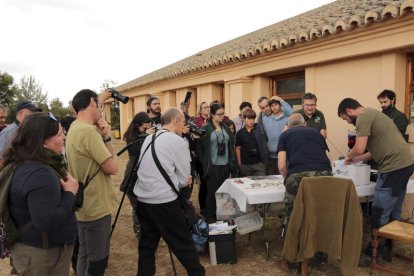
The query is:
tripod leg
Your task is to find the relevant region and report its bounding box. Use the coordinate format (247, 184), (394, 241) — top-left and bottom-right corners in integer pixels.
(168, 248), (177, 276)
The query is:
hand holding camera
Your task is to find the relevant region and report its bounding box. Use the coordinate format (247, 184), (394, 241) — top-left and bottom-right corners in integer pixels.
(182, 125), (190, 135)
(146, 126), (156, 135)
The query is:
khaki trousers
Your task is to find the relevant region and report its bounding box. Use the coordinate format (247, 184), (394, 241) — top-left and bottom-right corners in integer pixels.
(11, 242), (73, 276)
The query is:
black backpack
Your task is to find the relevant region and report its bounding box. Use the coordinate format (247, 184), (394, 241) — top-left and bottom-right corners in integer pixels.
(0, 164), (31, 259)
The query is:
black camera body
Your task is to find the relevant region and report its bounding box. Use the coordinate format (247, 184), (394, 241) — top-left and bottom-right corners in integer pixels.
(108, 88), (129, 104)
(187, 119), (206, 137)
(217, 141), (226, 156)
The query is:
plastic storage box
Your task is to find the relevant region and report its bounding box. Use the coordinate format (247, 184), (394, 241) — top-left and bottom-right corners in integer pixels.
(234, 211), (263, 235)
(208, 230), (237, 265)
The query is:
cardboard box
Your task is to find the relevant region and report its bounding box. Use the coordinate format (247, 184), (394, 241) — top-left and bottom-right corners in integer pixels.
(332, 160), (371, 186)
(208, 230), (237, 265)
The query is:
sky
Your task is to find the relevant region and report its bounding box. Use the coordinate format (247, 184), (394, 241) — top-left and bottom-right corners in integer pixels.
(0, 0), (335, 105)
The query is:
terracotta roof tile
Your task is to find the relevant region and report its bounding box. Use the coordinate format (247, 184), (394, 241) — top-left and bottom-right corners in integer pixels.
(118, 0), (414, 91)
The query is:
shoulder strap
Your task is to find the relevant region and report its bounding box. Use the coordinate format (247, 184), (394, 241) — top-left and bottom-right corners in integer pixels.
(133, 137), (154, 174)
(151, 132), (180, 195)
(82, 167), (101, 190)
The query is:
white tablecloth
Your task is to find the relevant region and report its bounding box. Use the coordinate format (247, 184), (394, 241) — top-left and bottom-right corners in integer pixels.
(216, 176), (285, 212)
(216, 176), (414, 212)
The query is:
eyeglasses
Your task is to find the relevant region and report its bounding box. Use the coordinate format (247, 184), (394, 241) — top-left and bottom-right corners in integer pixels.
(215, 113), (225, 116)
(303, 104), (316, 107)
(48, 112), (58, 122)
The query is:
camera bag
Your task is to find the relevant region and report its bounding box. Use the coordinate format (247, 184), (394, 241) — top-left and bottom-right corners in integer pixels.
(73, 167), (101, 211)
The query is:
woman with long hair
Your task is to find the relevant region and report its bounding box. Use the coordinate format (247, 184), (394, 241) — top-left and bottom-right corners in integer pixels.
(120, 111), (155, 237)
(196, 103), (237, 222)
(193, 101), (210, 128)
(4, 112), (78, 275)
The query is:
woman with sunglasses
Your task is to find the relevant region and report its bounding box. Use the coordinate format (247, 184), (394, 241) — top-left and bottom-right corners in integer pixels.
(196, 103), (237, 223)
(3, 112), (78, 276)
(120, 111), (155, 238)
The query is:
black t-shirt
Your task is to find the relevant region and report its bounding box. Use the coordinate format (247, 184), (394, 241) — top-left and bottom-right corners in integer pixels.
(235, 127), (261, 165)
(277, 126), (331, 176)
(150, 115), (161, 129)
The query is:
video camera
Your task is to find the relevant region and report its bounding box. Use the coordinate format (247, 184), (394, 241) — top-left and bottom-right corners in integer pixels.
(108, 88), (129, 104)
(187, 119), (206, 137)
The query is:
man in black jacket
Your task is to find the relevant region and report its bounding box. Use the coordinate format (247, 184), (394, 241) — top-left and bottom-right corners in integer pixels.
(377, 89), (408, 138)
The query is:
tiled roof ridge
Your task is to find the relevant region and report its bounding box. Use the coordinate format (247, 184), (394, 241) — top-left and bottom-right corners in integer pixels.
(119, 0), (414, 91)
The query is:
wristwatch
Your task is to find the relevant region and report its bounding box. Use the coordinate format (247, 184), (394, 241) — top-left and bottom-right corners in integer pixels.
(103, 136), (112, 143)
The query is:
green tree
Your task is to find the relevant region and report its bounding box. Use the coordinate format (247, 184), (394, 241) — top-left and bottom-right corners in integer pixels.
(0, 71), (18, 106)
(16, 75), (48, 111)
(100, 79), (117, 91)
(49, 97), (70, 118)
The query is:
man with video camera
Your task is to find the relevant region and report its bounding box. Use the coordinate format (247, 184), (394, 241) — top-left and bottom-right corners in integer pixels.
(66, 89), (118, 276)
(133, 107), (205, 276)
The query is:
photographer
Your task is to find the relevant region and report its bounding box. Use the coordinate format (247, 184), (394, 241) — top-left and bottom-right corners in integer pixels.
(196, 103), (237, 223)
(133, 107), (205, 276)
(66, 89), (118, 276)
(120, 112), (155, 238)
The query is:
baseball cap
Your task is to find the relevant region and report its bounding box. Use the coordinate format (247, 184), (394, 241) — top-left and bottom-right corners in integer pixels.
(15, 100), (42, 113)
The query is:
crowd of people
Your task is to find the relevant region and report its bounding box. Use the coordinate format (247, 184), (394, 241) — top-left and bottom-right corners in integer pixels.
(0, 87), (413, 275)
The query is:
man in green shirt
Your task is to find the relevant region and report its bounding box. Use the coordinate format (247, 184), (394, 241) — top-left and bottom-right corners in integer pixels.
(66, 89), (118, 276)
(296, 92), (327, 138)
(338, 98), (414, 261)
(377, 89), (408, 138)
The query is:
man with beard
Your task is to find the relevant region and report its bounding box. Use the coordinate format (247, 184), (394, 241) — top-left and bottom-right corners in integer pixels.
(377, 89), (408, 138)
(337, 98), (414, 262)
(147, 96), (161, 129)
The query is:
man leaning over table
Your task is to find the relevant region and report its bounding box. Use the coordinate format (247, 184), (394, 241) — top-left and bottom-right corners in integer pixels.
(338, 98), (414, 263)
(277, 113), (332, 219)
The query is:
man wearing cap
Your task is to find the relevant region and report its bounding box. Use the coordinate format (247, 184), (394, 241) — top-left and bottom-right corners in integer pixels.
(0, 100), (42, 166)
(147, 96), (161, 129)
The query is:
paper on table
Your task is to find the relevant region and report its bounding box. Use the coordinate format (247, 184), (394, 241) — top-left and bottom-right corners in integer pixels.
(209, 222), (237, 235)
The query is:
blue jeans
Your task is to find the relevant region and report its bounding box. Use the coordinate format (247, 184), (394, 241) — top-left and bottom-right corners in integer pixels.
(371, 164), (414, 228)
(372, 177), (406, 227)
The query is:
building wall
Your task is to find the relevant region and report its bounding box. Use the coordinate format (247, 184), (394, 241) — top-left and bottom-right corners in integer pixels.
(118, 15), (414, 147)
(306, 53), (408, 160)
